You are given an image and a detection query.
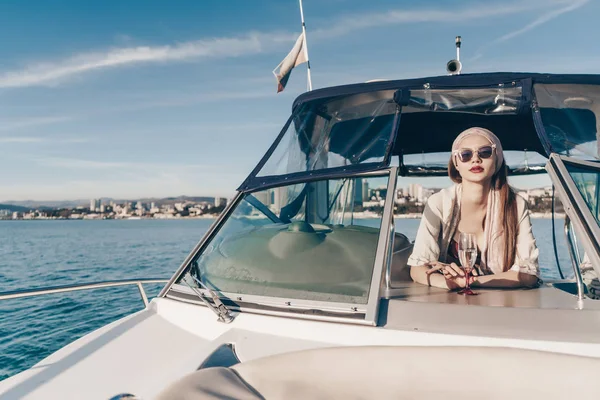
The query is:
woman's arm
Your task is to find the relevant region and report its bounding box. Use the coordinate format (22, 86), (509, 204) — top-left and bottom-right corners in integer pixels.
(410, 264), (469, 290)
(421, 262), (538, 289)
(407, 196), (444, 286)
(471, 270), (538, 288)
(410, 265), (449, 289)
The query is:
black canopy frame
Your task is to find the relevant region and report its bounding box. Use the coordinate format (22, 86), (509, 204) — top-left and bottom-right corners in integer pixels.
(239, 73), (600, 192)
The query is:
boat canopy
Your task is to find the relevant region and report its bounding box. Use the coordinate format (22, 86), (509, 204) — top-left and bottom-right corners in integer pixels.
(166, 74), (600, 324)
(240, 73), (600, 192)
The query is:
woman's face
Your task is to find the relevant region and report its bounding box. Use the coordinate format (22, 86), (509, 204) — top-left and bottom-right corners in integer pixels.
(453, 135), (496, 184)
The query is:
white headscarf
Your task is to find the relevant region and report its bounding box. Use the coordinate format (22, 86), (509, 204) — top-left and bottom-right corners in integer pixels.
(451, 127), (504, 172)
(452, 127), (507, 274)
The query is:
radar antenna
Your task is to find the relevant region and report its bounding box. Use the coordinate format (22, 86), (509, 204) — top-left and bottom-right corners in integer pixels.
(446, 36), (462, 75)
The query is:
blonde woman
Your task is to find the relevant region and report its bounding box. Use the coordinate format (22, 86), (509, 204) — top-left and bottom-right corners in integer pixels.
(409, 127), (540, 290)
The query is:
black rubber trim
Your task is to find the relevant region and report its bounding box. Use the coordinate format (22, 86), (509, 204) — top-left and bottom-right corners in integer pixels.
(166, 290), (365, 320)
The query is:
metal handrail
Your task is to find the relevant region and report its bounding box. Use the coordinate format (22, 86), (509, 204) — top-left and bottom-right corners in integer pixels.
(564, 217), (586, 302)
(0, 278), (169, 307)
(551, 185), (566, 279)
(384, 220), (395, 289)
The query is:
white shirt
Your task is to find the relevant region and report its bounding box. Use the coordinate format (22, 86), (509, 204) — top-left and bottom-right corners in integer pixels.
(407, 185), (540, 277)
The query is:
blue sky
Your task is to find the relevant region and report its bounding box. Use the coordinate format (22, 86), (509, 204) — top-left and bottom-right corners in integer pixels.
(0, 0), (597, 201)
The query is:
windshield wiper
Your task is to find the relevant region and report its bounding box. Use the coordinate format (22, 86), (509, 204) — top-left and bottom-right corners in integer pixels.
(183, 275), (234, 323)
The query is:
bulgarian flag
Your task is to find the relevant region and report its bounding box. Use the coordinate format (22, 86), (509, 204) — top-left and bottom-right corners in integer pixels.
(273, 32), (308, 93)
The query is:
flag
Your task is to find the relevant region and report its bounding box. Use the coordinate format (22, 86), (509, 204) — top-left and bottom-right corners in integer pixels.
(273, 33), (308, 93)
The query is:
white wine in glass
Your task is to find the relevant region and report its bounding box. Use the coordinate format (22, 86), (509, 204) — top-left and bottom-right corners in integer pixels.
(458, 232), (478, 295)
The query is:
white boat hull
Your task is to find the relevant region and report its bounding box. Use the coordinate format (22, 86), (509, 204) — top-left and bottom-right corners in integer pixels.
(2, 296), (600, 399)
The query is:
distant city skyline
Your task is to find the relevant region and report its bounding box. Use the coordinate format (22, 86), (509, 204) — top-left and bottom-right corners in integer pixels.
(2, 181), (556, 220)
(0, 0), (592, 200)
(0, 177), (552, 206)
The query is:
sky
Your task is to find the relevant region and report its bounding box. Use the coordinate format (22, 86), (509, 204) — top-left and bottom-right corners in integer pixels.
(0, 0), (597, 202)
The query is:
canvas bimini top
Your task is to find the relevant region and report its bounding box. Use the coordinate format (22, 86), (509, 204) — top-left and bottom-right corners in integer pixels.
(240, 72), (600, 192)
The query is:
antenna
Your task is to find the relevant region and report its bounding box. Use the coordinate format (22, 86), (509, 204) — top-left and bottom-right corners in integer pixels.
(446, 35), (462, 75)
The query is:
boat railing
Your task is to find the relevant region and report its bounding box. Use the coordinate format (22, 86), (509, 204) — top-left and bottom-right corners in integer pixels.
(564, 217), (586, 301)
(0, 278), (169, 307)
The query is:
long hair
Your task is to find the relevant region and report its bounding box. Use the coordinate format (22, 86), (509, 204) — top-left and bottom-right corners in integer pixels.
(448, 157), (518, 271)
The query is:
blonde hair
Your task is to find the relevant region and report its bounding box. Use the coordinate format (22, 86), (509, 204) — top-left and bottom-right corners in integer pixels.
(448, 157), (518, 271)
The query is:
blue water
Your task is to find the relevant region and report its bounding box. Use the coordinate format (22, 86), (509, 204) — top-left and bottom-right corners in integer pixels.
(0, 218), (571, 381)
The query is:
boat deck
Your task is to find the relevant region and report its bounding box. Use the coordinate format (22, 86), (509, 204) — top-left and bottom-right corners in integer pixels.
(383, 282), (600, 343)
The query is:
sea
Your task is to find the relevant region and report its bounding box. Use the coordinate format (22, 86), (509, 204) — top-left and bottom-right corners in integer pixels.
(0, 218), (574, 381)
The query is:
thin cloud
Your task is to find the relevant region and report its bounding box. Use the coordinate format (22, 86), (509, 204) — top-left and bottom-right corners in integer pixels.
(36, 156), (218, 171)
(0, 116), (73, 131)
(311, 2), (546, 39)
(492, 0), (587, 44)
(5, 157), (244, 200)
(0, 33), (289, 89)
(0, 171), (241, 201)
(466, 54), (600, 74)
(0, 1), (577, 89)
(0, 136), (91, 144)
(473, 0), (588, 59)
(111, 89), (274, 113)
(0, 136), (44, 143)
(41, 88), (276, 118)
(60, 137), (92, 143)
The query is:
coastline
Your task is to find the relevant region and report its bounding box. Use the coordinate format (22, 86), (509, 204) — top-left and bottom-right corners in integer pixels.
(0, 214), (220, 221)
(2, 212), (565, 221)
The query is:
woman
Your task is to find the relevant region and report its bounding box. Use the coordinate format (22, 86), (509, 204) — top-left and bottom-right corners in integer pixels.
(408, 127), (540, 290)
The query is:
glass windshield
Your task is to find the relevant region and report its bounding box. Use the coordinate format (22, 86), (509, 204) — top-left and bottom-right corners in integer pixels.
(552, 157), (600, 288)
(564, 160), (600, 224)
(534, 83), (600, 160)
(255, 90), (397, 178)
(177, 174), (389, 304)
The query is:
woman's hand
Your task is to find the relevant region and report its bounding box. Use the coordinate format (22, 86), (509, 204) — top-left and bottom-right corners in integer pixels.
(445, 275), (467, 290)
(426, 262), (478, 290)
(442, 263), (467, 290)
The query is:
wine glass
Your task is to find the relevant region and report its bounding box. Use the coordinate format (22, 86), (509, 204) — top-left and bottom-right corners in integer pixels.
(458, 232), (478, 295)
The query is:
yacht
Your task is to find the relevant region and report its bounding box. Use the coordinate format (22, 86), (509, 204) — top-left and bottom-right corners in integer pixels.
(2, 72), (600, 399)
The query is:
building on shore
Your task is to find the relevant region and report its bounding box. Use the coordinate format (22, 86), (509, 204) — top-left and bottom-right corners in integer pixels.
(214, 197), (228, 207)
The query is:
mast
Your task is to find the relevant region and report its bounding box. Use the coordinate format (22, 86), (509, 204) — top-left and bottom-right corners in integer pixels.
(299, 0), (313, 91)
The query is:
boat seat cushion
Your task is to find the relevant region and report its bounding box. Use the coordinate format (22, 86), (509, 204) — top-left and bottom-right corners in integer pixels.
(390, 232), (413, 284)
(156, 366), (263, 400)
(156, 346), (600, 399)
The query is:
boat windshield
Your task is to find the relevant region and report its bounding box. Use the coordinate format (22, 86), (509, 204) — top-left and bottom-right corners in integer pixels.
(564, 160), (600, 224)
(241, 80), (548, 192)
(177, 174), (389, 304)
(534, 83), (600, 160)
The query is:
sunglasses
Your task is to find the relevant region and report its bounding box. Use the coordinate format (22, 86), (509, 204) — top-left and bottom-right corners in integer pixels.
(453, 144), (496, 163)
